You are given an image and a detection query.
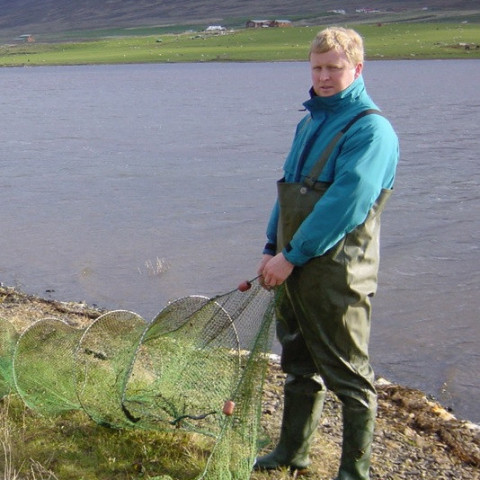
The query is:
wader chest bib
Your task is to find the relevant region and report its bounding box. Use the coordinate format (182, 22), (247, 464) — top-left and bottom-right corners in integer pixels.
(277, 109), (389, 253)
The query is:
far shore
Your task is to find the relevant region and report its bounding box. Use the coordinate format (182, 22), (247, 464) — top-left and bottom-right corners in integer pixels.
(1, 22), (480, 67)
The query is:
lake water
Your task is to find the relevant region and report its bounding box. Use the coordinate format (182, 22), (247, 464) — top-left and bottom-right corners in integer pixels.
(1, 60), (479, 423)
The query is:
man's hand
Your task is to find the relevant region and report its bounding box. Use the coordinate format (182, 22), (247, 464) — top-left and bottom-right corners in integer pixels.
(257, 252), (294, 289)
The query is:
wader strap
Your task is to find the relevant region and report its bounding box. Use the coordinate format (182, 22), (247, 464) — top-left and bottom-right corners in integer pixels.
(304, 109), (382, 189)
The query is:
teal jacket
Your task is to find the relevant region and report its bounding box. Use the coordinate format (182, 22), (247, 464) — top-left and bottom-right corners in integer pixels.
(264, 76), (399, 266)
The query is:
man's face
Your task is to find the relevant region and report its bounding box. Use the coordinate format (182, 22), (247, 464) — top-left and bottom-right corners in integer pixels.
(310, 49), (363, 97)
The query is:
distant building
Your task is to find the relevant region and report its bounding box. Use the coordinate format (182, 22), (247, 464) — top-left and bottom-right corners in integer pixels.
(355, 8), (381, 13)
(246, 20), (271, 28)
(274, 20), (292, 27)
(17, 34), (35, 43)
(246, 19), (292, 28)
(205, 25), (226, 33)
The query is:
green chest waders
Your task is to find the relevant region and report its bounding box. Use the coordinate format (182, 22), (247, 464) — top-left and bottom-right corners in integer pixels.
(259, 110), (393, 479)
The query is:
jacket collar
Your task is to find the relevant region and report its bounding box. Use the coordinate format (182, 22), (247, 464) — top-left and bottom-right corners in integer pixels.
(303, 75), (365, 114)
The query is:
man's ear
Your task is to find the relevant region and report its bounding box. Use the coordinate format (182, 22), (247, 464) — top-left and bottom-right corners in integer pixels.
(354, 63), (363, 79)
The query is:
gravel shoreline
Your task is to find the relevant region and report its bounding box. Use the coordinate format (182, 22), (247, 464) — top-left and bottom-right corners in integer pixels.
(256, 361), (480, 479)
(1, 285), (479, 479)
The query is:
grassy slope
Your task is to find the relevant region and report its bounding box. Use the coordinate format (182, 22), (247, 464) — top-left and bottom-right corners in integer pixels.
(1, 23), (480, 67)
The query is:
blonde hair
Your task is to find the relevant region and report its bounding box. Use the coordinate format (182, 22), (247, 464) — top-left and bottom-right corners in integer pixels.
(309, 27), (364, 65)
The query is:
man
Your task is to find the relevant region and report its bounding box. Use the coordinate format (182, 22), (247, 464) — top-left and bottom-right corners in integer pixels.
(255, 27), (399, 479)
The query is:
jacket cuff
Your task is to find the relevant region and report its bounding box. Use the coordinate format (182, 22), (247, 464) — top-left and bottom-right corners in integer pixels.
(282, 242), (311, 266)
(263, 242), (276, 256)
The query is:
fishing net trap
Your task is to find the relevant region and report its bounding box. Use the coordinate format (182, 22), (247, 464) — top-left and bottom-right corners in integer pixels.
(0, 278), (278, 480)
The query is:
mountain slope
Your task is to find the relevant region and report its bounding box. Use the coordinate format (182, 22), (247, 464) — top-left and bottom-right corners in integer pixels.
(0, 0), (477, 38)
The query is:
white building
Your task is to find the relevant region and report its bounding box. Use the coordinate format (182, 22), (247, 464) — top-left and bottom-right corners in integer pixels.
(205, 26), (226, 32)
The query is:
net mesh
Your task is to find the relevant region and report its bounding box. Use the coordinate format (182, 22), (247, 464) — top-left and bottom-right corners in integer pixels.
(0, 317), (18, 398)
(1, 278), (277, 480)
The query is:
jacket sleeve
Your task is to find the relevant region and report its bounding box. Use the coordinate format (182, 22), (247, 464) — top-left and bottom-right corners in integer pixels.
(283, 116), (399, 266)
(263, 200), (279, 255)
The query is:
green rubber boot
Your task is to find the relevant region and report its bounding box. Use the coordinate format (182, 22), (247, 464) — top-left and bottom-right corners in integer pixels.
(335, 404), (376, 480)
(254, 374), (325, 472)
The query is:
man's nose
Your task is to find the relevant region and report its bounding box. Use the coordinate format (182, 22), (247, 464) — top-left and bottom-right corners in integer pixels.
(318, 69), (330, 80)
